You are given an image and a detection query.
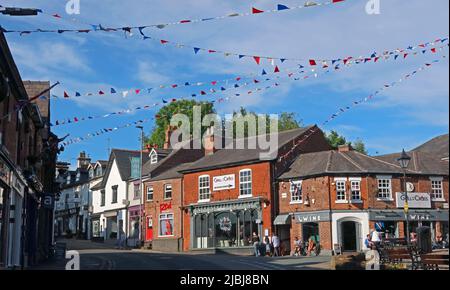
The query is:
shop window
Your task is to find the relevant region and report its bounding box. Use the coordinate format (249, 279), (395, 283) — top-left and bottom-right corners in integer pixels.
(164, 184), (172, 200)
(239, 169), (252, 197)
(159, 213), (174, 236)
(430, 178), (444, 200)
(302, 222), (320, 243)
(377, 177), (392, 200)
(215, 212), (237, 248)
(290, 180), (302, 203)
(350, 180), (361, 201)
(199, 175), (211, 201)
(146, 186), (154, 201)
(336, 180), (346, 201)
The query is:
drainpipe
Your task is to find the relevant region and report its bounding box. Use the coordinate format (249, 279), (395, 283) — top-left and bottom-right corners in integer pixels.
(180, 178), (184, 252)
(327, 176), (334, 255)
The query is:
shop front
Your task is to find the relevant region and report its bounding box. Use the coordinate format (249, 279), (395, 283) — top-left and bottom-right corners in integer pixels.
(332, 211), (370, 253)
(189, 198), (263, 253)
(127, 205), (140, 247)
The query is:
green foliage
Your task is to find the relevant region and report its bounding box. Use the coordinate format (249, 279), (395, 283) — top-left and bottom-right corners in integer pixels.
(326, 130), (368, 155)
(146, 100), (215, 148)
(352, 139), (368, 155)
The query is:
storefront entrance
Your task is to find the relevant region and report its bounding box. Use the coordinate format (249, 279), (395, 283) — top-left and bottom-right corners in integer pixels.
(340, 221), (361, 252)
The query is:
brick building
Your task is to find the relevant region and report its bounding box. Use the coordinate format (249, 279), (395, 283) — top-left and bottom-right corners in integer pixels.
(179, 126), (331, 254)
(0, 31), (59, 268)
(277, 145), (449, 255)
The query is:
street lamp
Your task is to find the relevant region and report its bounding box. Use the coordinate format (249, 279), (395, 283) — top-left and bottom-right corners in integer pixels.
(136, 126), (144, 247)
(397, 149), (411, 246)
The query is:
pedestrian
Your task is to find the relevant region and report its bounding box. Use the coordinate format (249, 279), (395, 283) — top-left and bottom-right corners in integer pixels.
(293, 237), (301, 256)
(252, 232), (260, 257)
(370, 228), (381, 249)
(272, 233), (280, 257)
(364, 234), (372, 250)
(264, 236), (271, 256)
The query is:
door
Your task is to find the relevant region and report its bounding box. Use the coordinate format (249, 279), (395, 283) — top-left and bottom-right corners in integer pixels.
(341, 221), (357, 252)
(146, 216), (153, 241)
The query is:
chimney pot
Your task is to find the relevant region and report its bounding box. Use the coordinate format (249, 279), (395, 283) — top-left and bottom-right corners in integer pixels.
(338, 144), (353, 152)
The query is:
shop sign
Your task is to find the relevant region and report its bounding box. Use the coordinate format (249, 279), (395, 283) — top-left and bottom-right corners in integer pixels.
(396, 192), (431, 209)
(295, 212), (331, 223)
(160, 202), (172, 212)
(213, 174), (235, 191)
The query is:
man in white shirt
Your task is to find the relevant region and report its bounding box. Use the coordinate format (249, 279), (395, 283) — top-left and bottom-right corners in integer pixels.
(272, 234), (281, 256)
(370, 228), (381, 249)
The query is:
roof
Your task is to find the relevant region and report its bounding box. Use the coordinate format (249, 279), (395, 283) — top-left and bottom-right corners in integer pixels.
(142, 148), (173, 176)
(375, 151), (449, 176)
(60, 168), (90, 189)
(279, 150), (449, 180)
(180, 126), (316, 173)
(92, 149), (150, 190)
(149, 162), (194, 182)
(412, 134), (449, 160)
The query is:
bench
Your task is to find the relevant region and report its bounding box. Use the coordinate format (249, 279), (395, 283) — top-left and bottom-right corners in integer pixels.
(420, 254), (449, 270)
(382, 247), (420, 270)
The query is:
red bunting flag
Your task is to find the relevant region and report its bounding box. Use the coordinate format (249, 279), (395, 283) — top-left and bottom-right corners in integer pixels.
(431, 48), (437, 53)
(309, 60), (317, 66)
(236, 77), (241, 81)
(211, 81), (217, 85)
(99, 91), (105, 95)
(135, 89), (141, 94)
(332, 0), (345, 3)
(252, 7), (264, 14)
(403, 53), (408, 59)
(160, 40), (169, 44)
(52, 14), (62, 18)
(208, 50), (216, 53)
(172, 84), (178, 88)
(64, 91), (70, 98)
(253, 56), (261, 65)
(274, 66), (280, 73)
(180, 20), (191, 23)
(200, 91), (206, 95)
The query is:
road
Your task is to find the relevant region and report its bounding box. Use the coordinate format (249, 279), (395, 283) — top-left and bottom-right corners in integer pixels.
(34, 239), (332, 270)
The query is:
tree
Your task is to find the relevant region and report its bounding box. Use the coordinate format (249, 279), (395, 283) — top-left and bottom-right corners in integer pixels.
(146, 100), (215, 148)
(326, 130), (368, 155)
(352, 139), (368, 155)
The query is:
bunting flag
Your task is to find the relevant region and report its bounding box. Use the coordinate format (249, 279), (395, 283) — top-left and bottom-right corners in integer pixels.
(3, 1), (347, 37)
(277, 56), (448, 163)
(52, 42), (449, 100)
(321, 55), (448, 126)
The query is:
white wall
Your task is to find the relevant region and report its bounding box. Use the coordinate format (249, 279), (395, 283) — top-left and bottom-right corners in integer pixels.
(332, 212), (370, 252)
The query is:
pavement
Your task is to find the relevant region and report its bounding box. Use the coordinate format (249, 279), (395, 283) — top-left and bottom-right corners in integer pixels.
(30, 239), (332, 270)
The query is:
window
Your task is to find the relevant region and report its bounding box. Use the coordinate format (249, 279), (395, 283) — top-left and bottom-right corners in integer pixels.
(134, 183), (140, 200)
(377, 177), (392, 200)
(159, 213), (174, 236)
(199, 175), (211, 201)
(100, 190), (105, 206)
(431, 178), (444, 200)
(350, 180), (361, 201)
(76, 172), (80, 182)
(336, 180), (346, 201)
(146, 186), (154, 201)
(290, 181), (302, 203)
(239, 169), (252, 197)
(130, 157), (140, 179)
(150, 151), (158, 164)
(164, 184), (172, 200)
(112, 185), (118, 204)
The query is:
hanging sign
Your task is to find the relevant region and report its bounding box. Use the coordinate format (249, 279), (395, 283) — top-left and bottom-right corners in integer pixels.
(395, 192), (431, 209)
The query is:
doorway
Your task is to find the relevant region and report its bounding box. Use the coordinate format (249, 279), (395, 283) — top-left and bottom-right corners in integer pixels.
(341, 221), (358, 252)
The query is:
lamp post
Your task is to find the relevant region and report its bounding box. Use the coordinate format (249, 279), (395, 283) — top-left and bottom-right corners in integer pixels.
(397, 149), (411, 246)
(136, 126), (144, 247)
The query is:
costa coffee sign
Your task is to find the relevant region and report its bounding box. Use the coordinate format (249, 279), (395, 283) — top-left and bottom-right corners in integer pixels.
(213, 174), (235, 191)
(396, 192), (431, 209)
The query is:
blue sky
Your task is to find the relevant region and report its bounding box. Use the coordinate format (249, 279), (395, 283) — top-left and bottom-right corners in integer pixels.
(1, 0), (449, 165)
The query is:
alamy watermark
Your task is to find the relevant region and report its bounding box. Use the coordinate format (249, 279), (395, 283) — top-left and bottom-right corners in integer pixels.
(365, 0), (381, 15)
(65, 250), (80, 270)
(168, 106), (279, 160)
(66, 0), (81, 15)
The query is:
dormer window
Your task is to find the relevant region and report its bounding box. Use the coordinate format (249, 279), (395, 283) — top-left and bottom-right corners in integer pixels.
(150, 149), (158, 164)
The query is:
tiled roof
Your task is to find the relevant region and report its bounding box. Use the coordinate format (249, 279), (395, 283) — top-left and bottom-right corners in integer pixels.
(412, 134), (449, 159)
(180, 126), (316, 173)
(279, 150), (449, 180)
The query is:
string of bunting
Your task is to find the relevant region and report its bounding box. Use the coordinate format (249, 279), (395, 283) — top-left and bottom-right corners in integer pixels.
(51, 43), (449, 127)
(277, 55), (448, 163)
(1, 1), (347, 35)
(48, 39), (448, 101)
(321, 54), (448, 126)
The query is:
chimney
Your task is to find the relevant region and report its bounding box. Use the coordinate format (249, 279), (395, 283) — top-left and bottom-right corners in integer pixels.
(204, 126), (216, 156)
(164, 125), (177, 150)
(338, 144), (353, 152)
(77, 151), (91, 169)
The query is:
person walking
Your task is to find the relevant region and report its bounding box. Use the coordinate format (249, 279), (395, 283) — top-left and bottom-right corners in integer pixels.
(252, 232), (260, 257)
(272, 233), (281, 257)
(264, 236), (271, 257)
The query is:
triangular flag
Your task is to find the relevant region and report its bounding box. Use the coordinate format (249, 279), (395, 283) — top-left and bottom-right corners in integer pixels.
(160, 40), (169, 44)
(252, 7), (264, 14)
(200, 91), (206, 95)
(99, 90), (105, 95)
(262, 69), (267, 75)
(75, 92), (81, 97)
(274, 66), (280, 73)
(253, 56), (261, 65)
(110, 88), (117, 94)
(280, 58), (286, 63)
(239, 55), (245, 59)
(162, 99), (168, 104)
(122, 91), (129, 98)
(220, 87), (226, 91)
(64, 91), (70, 98)
(135, 89), (141, 94)
(277, 4), (290, 11)
(309, 59), (317, 66)
(194, 47), (201, 54)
